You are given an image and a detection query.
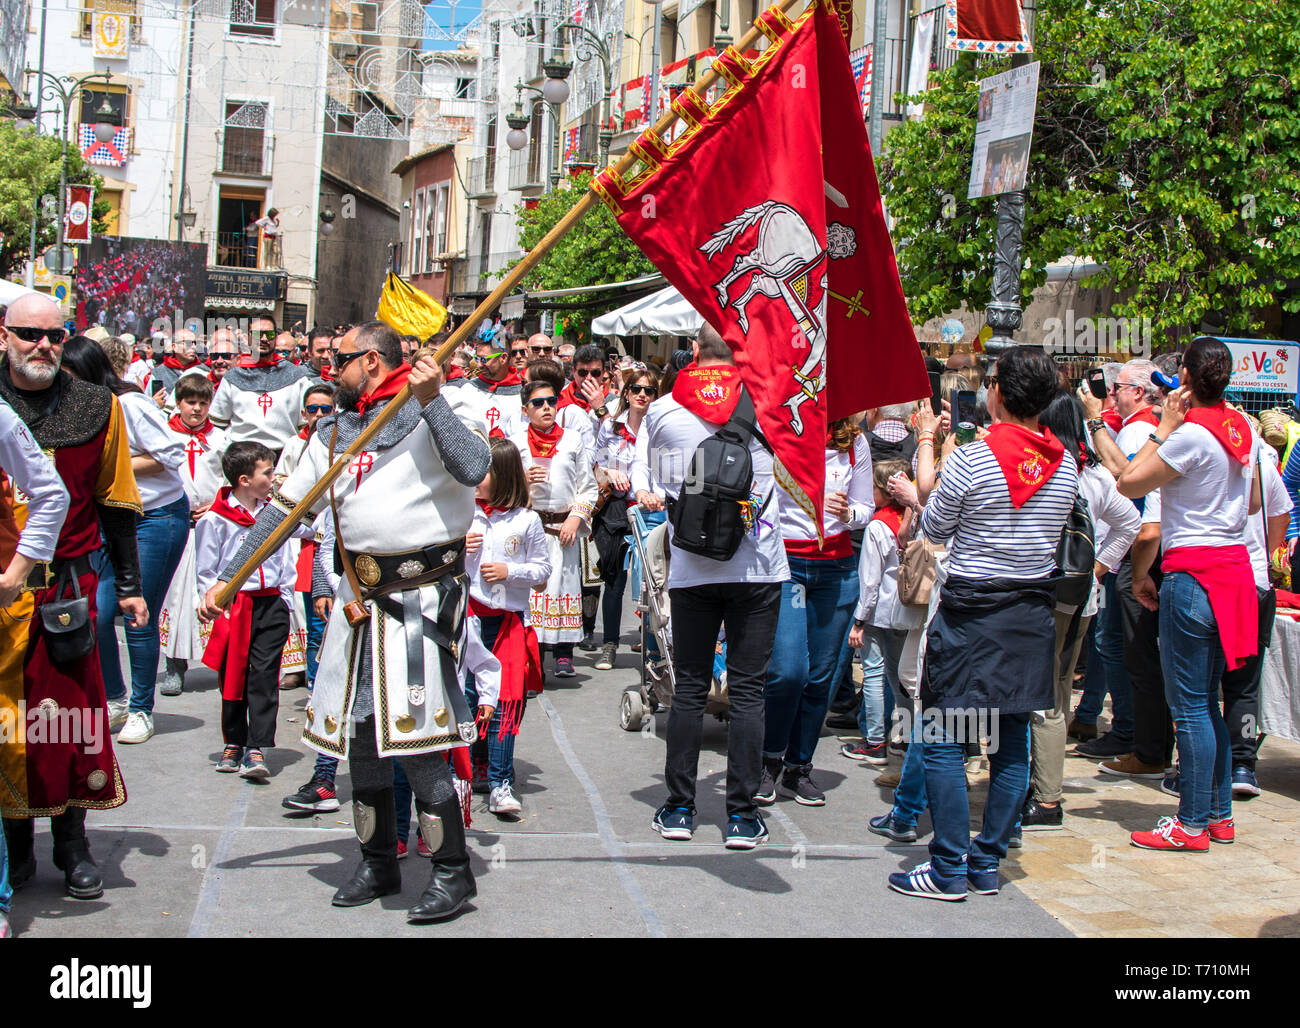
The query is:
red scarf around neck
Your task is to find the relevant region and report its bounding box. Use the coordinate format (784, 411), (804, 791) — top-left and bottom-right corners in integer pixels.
(168, 413), (212, 445)
(209, 486), (257, 526)
(527, 421), (564, 458)
(872, 503), (906, 541)
(236, 353), (282, 369)
(618, 421), (636, 446)
(1184, 401), (1252, 466)
(558, 381), (588, 411)
(447, 365), (465, 381)
(477, 368), (522, 391)
(1124, 406), (1161, 430)
(297, 424), (312, 440)
(1101, 409), (1122, 433)
(163, 355), (196, 371)
(476, 498), (508, 518)
(672, 363), (742, 424)
(983, 422), (1066, 508)
(354, 363), (412, 417)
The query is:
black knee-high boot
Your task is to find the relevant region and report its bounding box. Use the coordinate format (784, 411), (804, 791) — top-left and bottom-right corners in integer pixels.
(51, 807), (103, 900)
(331, 788), (401, 907)
(3, 817), (36, 889)
(407, 796), (475, 923)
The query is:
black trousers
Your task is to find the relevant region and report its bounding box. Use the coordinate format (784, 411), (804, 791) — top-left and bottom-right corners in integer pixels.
(1117, 560), (1174, 766)
(220, 594), (290, 749)
(1220, 587), (1275, 771)
(664, 582), (780, 819)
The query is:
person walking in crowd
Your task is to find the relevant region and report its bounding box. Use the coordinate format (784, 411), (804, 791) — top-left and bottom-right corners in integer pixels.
(633, 324), (787, 849)
(0, 392), (71, 936)
(758, 416), (873, 808)
(304, 327), (334, 384)
(150, 328), (203, 409)
(559, 344), (609, 651)
(1118, 337), (1261, 851)
(196, 442), (298, 780)
(0, 295), (146, 902)
(509, 336), (530, 374)
(202, 321), (491, 924)
(510, 378), (597, 678)
(208, 317), (313, 460)
(591, 366), (658, 670)
(465, 438), (551, 817)
(60, 337), (190, 746)
(888, 346), (1077, 900)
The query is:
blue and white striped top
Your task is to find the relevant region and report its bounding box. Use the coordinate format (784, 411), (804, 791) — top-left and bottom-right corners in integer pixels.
(919, 438), (1079, 580)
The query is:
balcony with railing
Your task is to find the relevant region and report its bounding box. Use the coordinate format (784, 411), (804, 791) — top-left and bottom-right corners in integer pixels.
(447, 249), (524, 295)
(221, 128), (270, 177)
(507, 146), (545, 193)
(465, 153), (497, 197)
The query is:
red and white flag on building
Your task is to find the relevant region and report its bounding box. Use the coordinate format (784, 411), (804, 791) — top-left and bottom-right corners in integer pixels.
(65, 184), (94, 245)
(594, 0), (928, 529)
(944, 0), (1033, 53)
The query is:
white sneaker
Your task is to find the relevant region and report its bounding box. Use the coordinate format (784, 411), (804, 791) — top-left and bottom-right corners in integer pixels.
(117, 711), (155, 744)
(489, 783), (522, 818)
(107, 698), (129, 732)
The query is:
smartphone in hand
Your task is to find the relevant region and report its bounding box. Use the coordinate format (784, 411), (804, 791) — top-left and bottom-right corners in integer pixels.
(1085, 367), (1108, 399)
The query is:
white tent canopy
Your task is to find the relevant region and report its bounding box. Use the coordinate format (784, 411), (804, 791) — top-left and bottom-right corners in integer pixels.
(592, 285), (703, 338)
(0, 280), (41, 308)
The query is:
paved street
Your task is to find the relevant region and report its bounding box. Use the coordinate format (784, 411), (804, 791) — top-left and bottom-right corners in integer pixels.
(9, 608), (1299, 938)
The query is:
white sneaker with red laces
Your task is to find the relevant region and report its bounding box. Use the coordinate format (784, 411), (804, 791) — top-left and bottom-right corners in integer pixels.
(1130, 815), (1209, 853)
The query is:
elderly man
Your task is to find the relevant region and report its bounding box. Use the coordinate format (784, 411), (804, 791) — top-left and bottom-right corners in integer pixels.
(206, 328), (238, 388)
(0, 294), (146, 901)
(150, 327), (203, 407)
(556, 341), (575, 379)
(209, 317), (313, 460)
(202, 321), (491, 924)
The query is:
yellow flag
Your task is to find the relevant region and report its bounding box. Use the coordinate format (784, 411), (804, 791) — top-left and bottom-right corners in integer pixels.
(376, 271), (448, 340)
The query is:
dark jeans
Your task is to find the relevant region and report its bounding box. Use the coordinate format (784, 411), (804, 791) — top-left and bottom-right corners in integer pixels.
(219, 595), (290, 748)
(466, 614), (522, 787)
(923, 711), (1031, 877)
(601, 558), (629, 645)
(1220, 587), (1275, 771)
(1117, 559), (1173, 766)
(97, 495), (190, 714)
(303, 592), (325, 688)
(1074, 571), (1135, 737)
(762, 554), (857, 766)
(665, 582), (780, 819)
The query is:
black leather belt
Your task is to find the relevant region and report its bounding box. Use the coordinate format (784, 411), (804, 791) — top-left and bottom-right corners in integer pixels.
(345, 539), (465, 600)
(25, 554), (94, 592)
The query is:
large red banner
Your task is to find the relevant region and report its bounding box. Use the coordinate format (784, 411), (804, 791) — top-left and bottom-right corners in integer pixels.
(595, 0), (928, 529)
(65, 184), (94, 245)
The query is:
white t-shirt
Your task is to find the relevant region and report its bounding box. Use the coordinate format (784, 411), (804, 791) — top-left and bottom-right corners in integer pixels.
(1157, 421), (1258, 550)
(117, 390), (187, 511)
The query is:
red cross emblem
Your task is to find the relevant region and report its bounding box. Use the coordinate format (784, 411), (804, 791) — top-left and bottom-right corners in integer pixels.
(485, 406), (500, 428)
(349, 451), (375, 493)
(257, 392), (273, 416)
(184, 438), (205, 477)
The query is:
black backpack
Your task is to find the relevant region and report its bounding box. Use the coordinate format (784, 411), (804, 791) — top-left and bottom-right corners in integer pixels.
(1054, 488), (1097, 607)
(669, 389), (770, 562)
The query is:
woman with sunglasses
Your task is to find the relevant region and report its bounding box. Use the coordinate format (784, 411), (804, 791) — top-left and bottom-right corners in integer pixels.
(590, 369), (660, 671)
(509, 380), (599, 678)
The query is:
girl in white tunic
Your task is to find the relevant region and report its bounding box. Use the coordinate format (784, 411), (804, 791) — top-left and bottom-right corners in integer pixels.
(509, 379), (597, 677)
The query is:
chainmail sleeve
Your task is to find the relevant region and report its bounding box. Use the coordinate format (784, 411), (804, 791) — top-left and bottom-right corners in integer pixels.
(421, 395), (490, 486)
(311, 543), (334, 601)
(219, 504), (289, 584)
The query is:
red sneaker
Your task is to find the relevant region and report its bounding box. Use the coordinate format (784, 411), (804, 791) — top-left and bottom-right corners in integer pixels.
(396, 840), (409, 860)
(1130, 816), (1209, 853)
(416, 835), (433, 858)
(1207, 817), (1235, 844)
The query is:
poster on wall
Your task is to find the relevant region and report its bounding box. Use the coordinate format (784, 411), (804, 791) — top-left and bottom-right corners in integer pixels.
(92, 12), (131, 59)
(967, 61), (1039, 198)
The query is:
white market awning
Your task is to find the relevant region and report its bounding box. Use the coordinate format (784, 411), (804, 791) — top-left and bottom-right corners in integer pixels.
(592, 285), (703, 338)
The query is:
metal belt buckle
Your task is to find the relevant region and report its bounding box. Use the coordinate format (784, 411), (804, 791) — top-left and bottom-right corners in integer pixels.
(27, 561), (54, 592)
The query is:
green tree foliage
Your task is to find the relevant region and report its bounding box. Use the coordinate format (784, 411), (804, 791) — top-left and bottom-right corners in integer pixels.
(0, 121), (111, 277)
(880, 0), (1300, 342)
(511, 171), (656, 341)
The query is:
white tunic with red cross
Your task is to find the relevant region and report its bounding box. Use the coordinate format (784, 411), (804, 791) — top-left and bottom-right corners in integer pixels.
(209, 368), (313, 453)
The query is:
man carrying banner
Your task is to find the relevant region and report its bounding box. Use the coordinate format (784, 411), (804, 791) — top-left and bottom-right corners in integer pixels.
(201, 321), (492, 924)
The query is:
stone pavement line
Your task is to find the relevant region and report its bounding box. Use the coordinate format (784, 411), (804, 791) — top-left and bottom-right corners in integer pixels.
(187, 780), (255, 939)
(537, 694), (666, 938)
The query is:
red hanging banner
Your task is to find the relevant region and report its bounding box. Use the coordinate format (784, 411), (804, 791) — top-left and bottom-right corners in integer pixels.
(65, 184), (94, 245)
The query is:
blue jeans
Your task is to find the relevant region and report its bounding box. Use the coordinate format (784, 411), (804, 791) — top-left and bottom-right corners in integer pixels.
(1074, 572), (1134, 737)
(891, 722), (928, 827)
(394, 762), (413, 841)
(0, 815), (10, 913)
(858, 626), (906, 745)
(466, 615), (520, 787)
(1159, 572), (1231, 830)
(302, 593), (325, 687)
(312, 753), (339, 784)
(97, 496), (190, 714)
(923, 711), (1031, 877)
(762, 554), (858, 766)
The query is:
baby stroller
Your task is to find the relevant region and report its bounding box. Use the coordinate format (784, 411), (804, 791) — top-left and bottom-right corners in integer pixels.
(620, 504), (729, 731)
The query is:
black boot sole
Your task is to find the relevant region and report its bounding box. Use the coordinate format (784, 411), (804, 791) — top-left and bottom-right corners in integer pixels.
(66, 880), (104, 900)
(332, 886), (401, 908)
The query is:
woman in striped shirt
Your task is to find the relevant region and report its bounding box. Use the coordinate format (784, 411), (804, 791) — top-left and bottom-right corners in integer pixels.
(887, 345), (1077, 902)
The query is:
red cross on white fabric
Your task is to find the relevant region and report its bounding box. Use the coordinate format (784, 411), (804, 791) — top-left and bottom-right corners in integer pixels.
(257, 392), (273, 415)
(349, 451), (375, 493)
(184, 438), (205, 478)
(485, 406), (500, 429)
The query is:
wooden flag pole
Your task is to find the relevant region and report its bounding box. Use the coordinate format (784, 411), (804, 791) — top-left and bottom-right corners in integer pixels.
(215, 0), (803, 607)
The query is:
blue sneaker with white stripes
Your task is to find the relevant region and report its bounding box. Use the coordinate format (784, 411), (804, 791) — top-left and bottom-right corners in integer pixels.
(966, 866), (1000, 895)
(652, 805), (694, 841)
(724, 813), (769, 850)
(887, 861), (967, 901)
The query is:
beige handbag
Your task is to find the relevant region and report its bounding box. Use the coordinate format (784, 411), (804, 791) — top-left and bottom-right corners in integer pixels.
(897, 538), (942, 608)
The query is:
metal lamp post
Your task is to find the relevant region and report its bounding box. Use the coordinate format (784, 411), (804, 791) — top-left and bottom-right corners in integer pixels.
(504, 81), (567, 189)
(557, 20), (618, 169)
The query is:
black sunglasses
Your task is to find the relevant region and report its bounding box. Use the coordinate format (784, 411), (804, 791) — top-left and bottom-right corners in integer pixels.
(209, 352), (234, 362)
(333, 349), (370, 370)
(527, 396), (558, 408)
(530, 345), (555, 354)
(7, 326), (68, 345)
(305, 404), (334, 414)
(628, 384), (656, 396)
(511, 348), (528, 357)
(574, 367), (600, 378)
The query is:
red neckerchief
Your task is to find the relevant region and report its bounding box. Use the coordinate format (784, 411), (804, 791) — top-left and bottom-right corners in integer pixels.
(872, 503), (905, 541)
(447, 365), (465, 381)
(476, 498), (505, 517)
(236, 353), (282, 369)
(1124, 406), (1161, 430)
(618, 421), (636, 446)
(315, 364), (334, 382)
(297, 425), (311, 440)
(168, 413), (212, 445)
(558, 381), (589, 411)
(209, 487), (257, 526)
(983, 422), (1066, 508)
(672, 363), (742, 424)
(477, 368), (522, 392)
(527, 421), (563, 458)
(163, 355), (195, 371)
(1184, 401), (1252, 466)
(1102, 409), (1122, 433)
(466, 604), (542, 736)
(354, 364), (412, 417)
